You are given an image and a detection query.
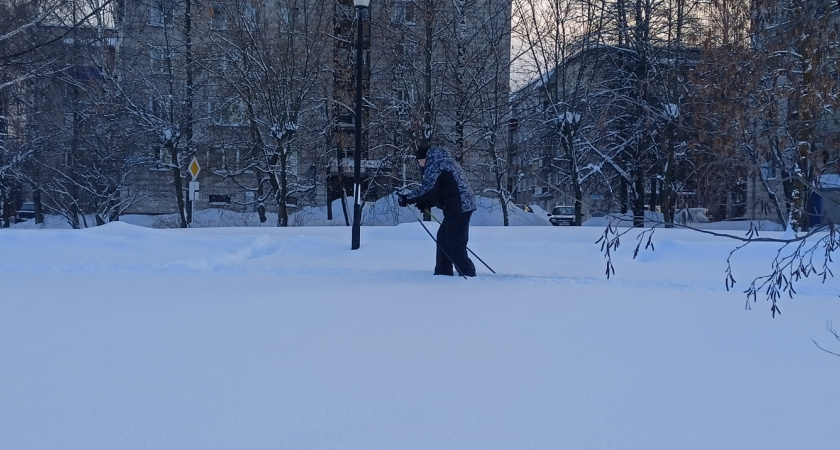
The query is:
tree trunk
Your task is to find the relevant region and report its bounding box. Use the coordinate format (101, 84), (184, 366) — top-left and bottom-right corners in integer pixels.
(278, 147), (289, 227)
(184, 0), (194, 225)
(169, 141), (187, 228)
(633, 168), (645, 227)
(422, 11), (433, 149)
(662, 121), (676, 227)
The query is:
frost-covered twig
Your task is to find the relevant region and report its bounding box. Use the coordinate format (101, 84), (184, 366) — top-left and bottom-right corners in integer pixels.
(595, 219), (655, 279)
(601, 217), (839, 317)
(812, 321), (840, 357)
(727, 225), (840, 318)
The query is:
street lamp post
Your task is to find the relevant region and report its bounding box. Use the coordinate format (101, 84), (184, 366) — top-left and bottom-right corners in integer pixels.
(351, 0), (370, 250)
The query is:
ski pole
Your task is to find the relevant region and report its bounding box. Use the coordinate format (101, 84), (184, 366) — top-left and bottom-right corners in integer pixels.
(412, 208), (468, 279)
(425, 210), (496, 274)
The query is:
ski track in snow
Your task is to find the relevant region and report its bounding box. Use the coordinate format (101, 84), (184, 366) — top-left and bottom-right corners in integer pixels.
(3, 252), (835, 297)
(2, 224), (836, 300)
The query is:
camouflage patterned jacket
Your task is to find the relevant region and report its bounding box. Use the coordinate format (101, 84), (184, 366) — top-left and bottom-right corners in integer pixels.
(405, 146), (476, 216)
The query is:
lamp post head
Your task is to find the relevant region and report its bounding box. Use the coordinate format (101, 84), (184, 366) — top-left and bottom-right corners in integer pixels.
(354, 0), (370, 7)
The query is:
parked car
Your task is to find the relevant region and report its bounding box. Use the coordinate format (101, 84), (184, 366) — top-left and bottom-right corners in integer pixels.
(548, 205), (576, 226)
(675, 207), (711, 224)
(16, 202), (35, 221)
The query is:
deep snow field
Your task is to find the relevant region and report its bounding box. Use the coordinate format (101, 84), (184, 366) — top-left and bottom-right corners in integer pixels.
(2, 198), (838, 449)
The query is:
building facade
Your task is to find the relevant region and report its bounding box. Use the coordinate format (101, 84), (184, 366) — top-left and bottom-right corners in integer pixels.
(747, 1), (840, 227)
(14, 0), (512, 226)
(509, 45), (701, 225)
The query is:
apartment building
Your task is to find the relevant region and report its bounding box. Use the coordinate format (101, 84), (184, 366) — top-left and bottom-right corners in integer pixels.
(748, 1), (840, 227)
(509, 45), (700, 223)
(17, 0), (511, 225)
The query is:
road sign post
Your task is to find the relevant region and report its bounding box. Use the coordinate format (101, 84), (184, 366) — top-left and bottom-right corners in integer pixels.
(189, 157), (201, 179)
(188, 157), (200, 224)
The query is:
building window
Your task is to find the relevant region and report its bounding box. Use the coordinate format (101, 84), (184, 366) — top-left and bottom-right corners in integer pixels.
(287, 151), (299, 176)
(150, 0), (172, 27)
(395, 42), (416, 67)
(210, 98), (248, 126)
(242, 3), (257, 28)
(150, 97), (170, 118)
(210, 2), (228, 30)
(394, 1), (416, 24)
(209, 194), (231, 204)
(393, 86), (415, 115)
(149, 47), (171, 74)
(280, 6), (298, 27)
(244, 191), (256, 212)
(395, 87), (413, 103)
(63, 111), (75, 127)
(761, 156), (778, 180)
(218, 145), (242, 171)
(219, 52), (242, 73)
(152, 145), (171, 166)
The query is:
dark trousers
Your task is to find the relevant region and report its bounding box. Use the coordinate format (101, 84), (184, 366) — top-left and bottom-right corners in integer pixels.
(434, 211), (476, 277)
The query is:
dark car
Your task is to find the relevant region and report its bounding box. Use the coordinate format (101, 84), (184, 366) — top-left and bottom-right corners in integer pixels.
(16, 202), (36, 221)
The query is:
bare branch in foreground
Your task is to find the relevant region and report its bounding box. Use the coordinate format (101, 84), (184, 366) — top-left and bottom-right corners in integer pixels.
(597, 215), (840, 317)
(813, 321), (840, 357)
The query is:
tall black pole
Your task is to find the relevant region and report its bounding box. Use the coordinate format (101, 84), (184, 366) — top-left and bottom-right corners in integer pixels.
(351, 5), (365, 250)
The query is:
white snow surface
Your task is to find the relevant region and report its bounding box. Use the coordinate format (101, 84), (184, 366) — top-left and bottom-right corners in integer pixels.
(2, 200), (839, 449)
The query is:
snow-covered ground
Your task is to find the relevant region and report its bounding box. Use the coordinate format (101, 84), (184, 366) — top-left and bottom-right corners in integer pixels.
(2, 199), (838, 449)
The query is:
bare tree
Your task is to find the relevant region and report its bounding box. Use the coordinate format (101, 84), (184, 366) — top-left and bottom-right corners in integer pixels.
(1, 0), (123, 227)
(35, 53), (144, 227)
(512, 0), (607, 225)
(587, 0), (708, 226)
(367, 0), (457, 220)
(205, 0), (332, 226)
(687, 0), (775, 224)
(368, 0), (512, 223)
(599, 1), (840, 315)
(371, 1), (451, 160)
(746, 0), (840, 231)
(0, 0), (63, 226)
(110, 0), (199, 228)
(447, 0), (513, 224)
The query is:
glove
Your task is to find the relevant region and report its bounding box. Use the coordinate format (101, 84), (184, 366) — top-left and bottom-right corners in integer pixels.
(397, 194), (409, 207)
(416, 200), (431, 212)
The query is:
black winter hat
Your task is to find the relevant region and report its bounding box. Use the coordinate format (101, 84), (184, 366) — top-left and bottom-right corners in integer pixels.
(415, 145), (429, 160)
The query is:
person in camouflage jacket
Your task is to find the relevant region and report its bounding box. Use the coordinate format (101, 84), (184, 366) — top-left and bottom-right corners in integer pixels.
(399, 146), (477, 277)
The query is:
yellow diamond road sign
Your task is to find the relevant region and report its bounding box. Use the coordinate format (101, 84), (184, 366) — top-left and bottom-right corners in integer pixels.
(189, 157), (201, 179)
